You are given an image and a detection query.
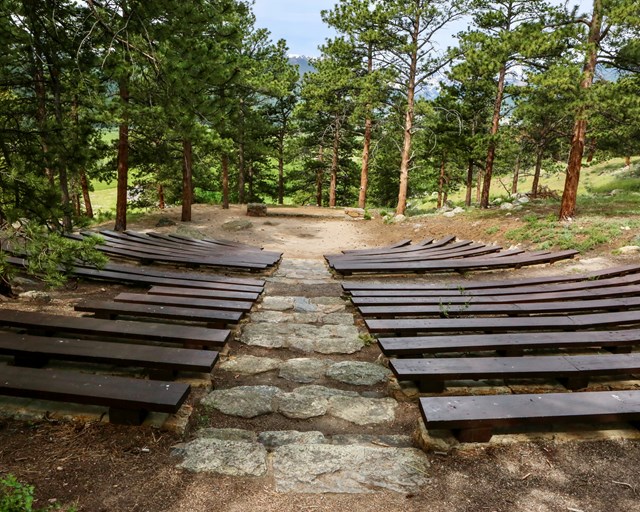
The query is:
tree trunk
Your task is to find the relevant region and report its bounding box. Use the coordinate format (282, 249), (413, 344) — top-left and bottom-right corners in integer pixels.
(531, 148), (544, 198)
(476, 170), (483, 203)
(358, 42), (374, 209)
(277, 134), (285, 205)
(181, 138), (193, 222)
(329, 116), (341, 207)
(80, 170), (93, 218)
(396, 16), (420, 216)
(559, 0), (602, 220)
(114, 77), (129, 231)
(221, 153), (230, 209)
(248, 163), (255, 202)
(158, 184), (165, 209)
(511, 154), (521, 194)
(51, 69), (72, 232)
(465, 159), (474, 207)
(238, 143), (245, 204)
(624, 156), (631, 168)
(437, 154), (446, 209)
(480, 64), (507, 208)
(586, 138), (597, 162)
(316, 145), (324, 207)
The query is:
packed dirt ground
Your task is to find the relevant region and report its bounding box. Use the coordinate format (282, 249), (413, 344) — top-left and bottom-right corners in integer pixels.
(1, 204), (639, 512)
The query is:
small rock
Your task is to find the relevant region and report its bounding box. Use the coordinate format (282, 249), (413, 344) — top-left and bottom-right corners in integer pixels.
(452, 207), (465, 214)
(443, 211), (456, 218)
(275, 392), (329, 419)
(219, 355), (282, 375)
(279, 358), (331, 383)
(247, 203), (267, 217)
(155, 217), (176, 227)
(195, 428), (258, 443)
(326, 361), (391, 386)
(344, 208), (365, 218)
(327, 396), (396, 425)
(201, 386), (281, 418)
(618, 246), (640, 254)
(258, 430), (326, 449)
(11, 276), (39, 287)
(516, 195), (530, 204)
(393, 214), (406, 223)
(222, 219), (253, 231)
(176, 438), (267, 476)
(18, 290), (51, 303)
(500, 202), (515, 210)
(176, 225), (205, 239)
(293, 297), (318, 313)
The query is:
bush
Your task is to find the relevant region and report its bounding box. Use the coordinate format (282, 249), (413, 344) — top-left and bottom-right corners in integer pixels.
(0, 474), (76, 511)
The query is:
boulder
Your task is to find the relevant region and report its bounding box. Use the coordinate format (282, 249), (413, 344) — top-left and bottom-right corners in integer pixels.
(247, 203), (267, 217)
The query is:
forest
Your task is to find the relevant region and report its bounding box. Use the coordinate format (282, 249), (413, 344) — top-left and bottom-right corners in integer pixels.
(1, 0), (639, 235)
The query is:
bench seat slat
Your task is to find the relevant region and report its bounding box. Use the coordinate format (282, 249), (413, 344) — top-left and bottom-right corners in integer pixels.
(147, 286), (260, 302)
(114, 292), (253, 312)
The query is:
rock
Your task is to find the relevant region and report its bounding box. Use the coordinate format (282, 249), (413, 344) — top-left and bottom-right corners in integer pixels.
(275, 392), (329, 419)
(222, 219), (253, 231)
(325, 361), (391, 386)
(500, 202), (515, 210)
(258, 430), (326, 450)
(11, 276), (39, 287)
(327, 396), (396, 425)
(322, 312), (354, 325)
(175, 438), (267, 476)
(279, 358), (331, 383)
(393, 214), (406, 223)
(155, 217), (176, 227)
(413, 420), (459, 453)
(219, 355), (282, 375)
(344, 208), (365, 218)
(260, 297), (295, 311)
(176, 225), (205, 239)
(194, 428), (258, 443)
(201, 386), (281, 418)
(330, 434), (414, 448)
(452, 207), (465, 214)
(443, 211), (456, 218)
(618, 246), (640, 254)
(294, 385), (359, 399)
(273, 444), (430, 493)
(493, 197), (503, 204)
(240, 323), (289, 349)
(247, 203), (267, 217)
(18, 290), (51, 303)
(516, 195), (530, 204)
(293, 297), (318, 313)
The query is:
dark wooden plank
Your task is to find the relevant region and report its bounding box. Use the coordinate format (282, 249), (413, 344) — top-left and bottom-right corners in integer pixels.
(357, 296), (640, 318)
(147, 285), (260, 302)
(0, 332), (218, 373)
(330, 240), (479, 262)
(0, 309), (230, 347)
(75, 300), (242, 325)
(340, 239), (413, 255)
(331, 242), (502, 264)
(419, 391), (640, 442)
(114, 292), (253, 312)
(377, 329), (640, 356)
(366, 311), (640, 334)
(0, 364), (190, 420)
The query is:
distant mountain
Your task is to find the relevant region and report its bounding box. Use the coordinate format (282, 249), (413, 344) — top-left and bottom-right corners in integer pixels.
(288, 55), (315, 78)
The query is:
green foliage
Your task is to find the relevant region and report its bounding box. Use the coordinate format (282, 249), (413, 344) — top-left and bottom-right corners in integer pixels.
(0, 474), (76, 511)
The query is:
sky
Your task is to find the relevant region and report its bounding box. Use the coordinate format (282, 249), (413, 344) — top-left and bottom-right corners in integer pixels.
(252, 0), (594, 57)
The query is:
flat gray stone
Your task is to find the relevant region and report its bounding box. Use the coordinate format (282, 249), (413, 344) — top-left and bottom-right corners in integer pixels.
(202, 386), (281, 418)
(294, 385), (359, 399)
(176, 438), (267, 476)
(273, 444), (430, 493)
(261, 297), (295, 311)
(275, 392), (329, 419)
(322, 313), (354, 325)
(293, 297), (318, 313)
(240, 324), (289, 349)
(279, 358), (331, 383)
(222, 219), (253, 231)
(18, 291), (51, 303)
(326, 361), (392, 386)
(311, 297), (346, 306)
(330, 434), (414, 448)
(327, 396), (396, 425)
(219, 355), (282, 375)
(258, 430), (326, 450)
(194, 428), (258, 443)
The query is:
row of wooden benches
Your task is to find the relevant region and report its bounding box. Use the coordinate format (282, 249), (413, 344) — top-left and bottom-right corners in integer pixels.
(325, 236), (578, 275)
(343, 264), (640, 442)
(0, 267), (266, 425)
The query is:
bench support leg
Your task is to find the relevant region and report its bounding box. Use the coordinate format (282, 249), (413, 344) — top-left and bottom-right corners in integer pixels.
(109, 407), (147, 426)
(148, 368), (178, 381)
(418, 380), (445, 393)
(13, 355), (50, 368)
(608, 346), (632, 354)
(452, 427), (493, 443)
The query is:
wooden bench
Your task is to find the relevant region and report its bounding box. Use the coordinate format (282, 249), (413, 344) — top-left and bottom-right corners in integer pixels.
(420, 390), (640, 442)
(0, 332), (218, 380)
(377, 329), (640, 357)
(114, 292), (254, 313)
(146, 285), (260, 302)
(357, 296), (640, 318)
(0, 364), (190, 425)
(0, 309), (230, 349)
(365, 310), (640, 335)
(75, 300), (242, 327)
(391, 353), (640, 392)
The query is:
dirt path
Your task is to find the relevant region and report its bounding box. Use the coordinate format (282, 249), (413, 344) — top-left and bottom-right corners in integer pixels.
(1, 205), (639, 511)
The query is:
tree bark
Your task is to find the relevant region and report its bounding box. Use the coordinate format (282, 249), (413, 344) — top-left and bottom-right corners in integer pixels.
(358, 42), (374, 209)
(465, 159), (474, 207)
(329, 116), (341, 207)
(511, 154), (521, 194)
(396, 15), (420, 216)
(114, 77), (129, 231)
(277, 133), (285, 204)
(480, 63), (507, 208)
(476, 170), (483, 203)
(316, 145), (324, 207)
(221, 153), (230, 209)
(437, 154), (446, 209)
(181, 138), (193, 222)
(238, 143), (245, 204)
(79, 170), (93, 218)
(559, 0), (602, 220)
(531, 148), (544, 198)
(158, 184), (165, 209)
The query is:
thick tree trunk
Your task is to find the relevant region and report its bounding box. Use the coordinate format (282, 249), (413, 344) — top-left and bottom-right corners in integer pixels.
(221, 154), (230, 209)
(329, 116), (341, 208)
(437, 155), (446, 209)
(476, 170), (483, 204)
(358, 43), (374, 209)
(480, 64), (507, 208)
(511, 154), (521, 195)
(181, 138), (193, 222)
(559, 0), (602, 220)
(51, 70), (72, 232)
(316, 146), (324, 207)
(277, 134), (285, 205)
(465, 159), (474, 207)
(248, 164), (255, 202)
(238, 143), (245, 204)
(114, 78), (129, 231)
(396, 17), (420, 216)
(531, 148), (544, 198)
(80, 170), (93, 218)
(625, 156), (631, 168)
